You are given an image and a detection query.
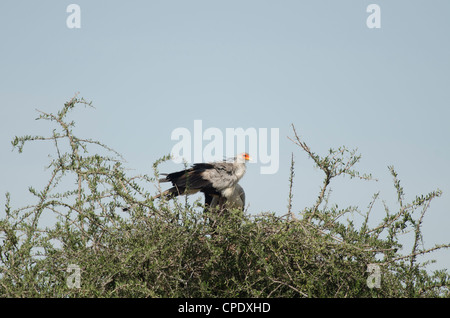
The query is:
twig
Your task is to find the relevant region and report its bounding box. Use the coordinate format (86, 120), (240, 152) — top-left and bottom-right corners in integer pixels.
(287, 152), (296, 220)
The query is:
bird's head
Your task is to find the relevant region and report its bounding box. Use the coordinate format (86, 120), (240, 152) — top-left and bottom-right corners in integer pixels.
(236, 152), (252, 163)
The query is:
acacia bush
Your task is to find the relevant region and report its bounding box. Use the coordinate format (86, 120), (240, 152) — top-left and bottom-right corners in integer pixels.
(1, 96), (449, 297)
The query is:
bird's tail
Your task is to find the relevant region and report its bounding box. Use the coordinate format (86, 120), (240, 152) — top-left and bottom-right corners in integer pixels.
(152, 187), (182, 201)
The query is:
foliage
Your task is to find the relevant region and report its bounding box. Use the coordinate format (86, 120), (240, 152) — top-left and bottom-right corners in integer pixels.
(1, 96), (449, 297)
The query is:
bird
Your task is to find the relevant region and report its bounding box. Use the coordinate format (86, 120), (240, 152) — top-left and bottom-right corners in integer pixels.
(154, 153), (251, 206)
(207, 183), (245, 211)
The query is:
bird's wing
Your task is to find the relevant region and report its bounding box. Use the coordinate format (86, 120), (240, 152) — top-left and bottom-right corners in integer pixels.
(159, 162), (241, 200)
(161, 164), (216, 190)
(203, 162), (237, 190)
(192, 163), (216, 170)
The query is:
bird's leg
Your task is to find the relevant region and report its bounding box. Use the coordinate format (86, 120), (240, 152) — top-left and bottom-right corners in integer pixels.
(218, 196), (226, 211)
(217, 196), (232, 220)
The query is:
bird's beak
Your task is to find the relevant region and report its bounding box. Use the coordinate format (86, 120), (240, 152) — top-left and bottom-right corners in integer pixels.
(244, 154), (252, 161)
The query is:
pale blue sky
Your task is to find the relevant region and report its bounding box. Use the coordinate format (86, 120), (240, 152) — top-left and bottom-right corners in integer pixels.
(1, 1), (449, 271)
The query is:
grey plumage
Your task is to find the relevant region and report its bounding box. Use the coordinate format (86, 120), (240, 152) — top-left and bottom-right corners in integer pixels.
(209, 183), (245, 210)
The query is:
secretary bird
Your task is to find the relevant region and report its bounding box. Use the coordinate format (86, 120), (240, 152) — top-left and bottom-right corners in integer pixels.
(206, 183), (245, 211)
(154, 153), (250, 209)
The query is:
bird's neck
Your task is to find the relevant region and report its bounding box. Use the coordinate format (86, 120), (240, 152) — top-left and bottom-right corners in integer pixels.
(233, 162), (246, 181)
